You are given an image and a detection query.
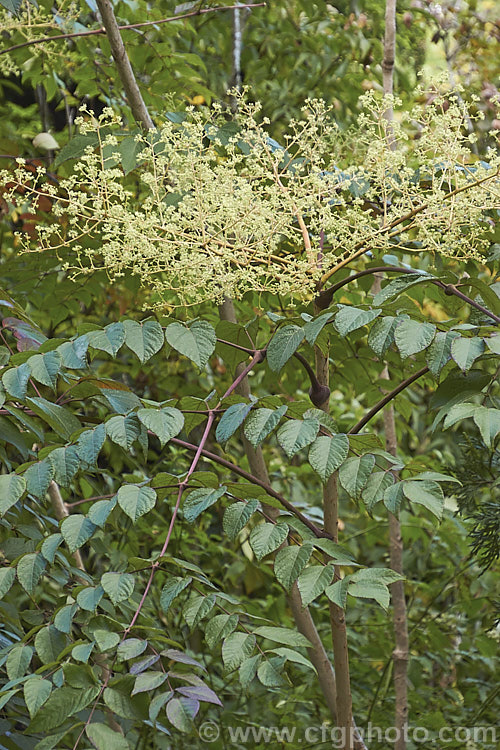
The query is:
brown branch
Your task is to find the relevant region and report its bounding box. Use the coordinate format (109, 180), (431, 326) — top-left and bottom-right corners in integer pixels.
(95, 0), (154, 129)
(0, 4), (266, 57)
(316, 265), (500, 325)
(169, 436), (330, 539)
(349, 366), (429, 435)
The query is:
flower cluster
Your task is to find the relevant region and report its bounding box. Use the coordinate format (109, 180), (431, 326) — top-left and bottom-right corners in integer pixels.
(4, 92), (499, 305)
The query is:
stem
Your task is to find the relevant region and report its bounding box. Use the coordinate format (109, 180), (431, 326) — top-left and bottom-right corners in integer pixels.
(170, 436), (329, 539)
(95, 0), (154, 129)
(217, 299), (354, 740)
(349, 366), (429, 435)
(317, 266), (500, 324)
(0, 5), (266, 57)
(47, 481), (86, 576)
(312, 302), (353, 750)
(371, 271), (408, 750)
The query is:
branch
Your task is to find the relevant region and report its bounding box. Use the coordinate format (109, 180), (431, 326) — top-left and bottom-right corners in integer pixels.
(316, 265), (500, 325)
(0, 4), (266, 57)
(95, 0), (154, 129)
(170, 436), (331, 539)
(348, 366), (429, 435)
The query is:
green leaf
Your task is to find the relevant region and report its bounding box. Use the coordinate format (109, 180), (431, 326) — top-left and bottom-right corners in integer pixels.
(61, 515), (96, 552)
(0, 0), (23, 15)
(183, 594), (216, 628)
(243, 405), (287, 448)
(383, 482), (405, 516)
(101, 572), (135, 604)
(325, 577), (351, 609)
(28, 351), (61, 390)
(485, 335), (500, 355)
(451, 336), (485, 372)
(117, 484), (157, 522)
(49, 446), (80, 486)
(17, 552), (46, 594)
(6, 644), (33, 680)
(216, 401), (254, 443)
(394, 320), (436, 358)
(334, 306), (381, 336)
(41, 533), (63, 563)
(351, 567), (404, 586)
(137, 407), (184, 447)
(238, 655), (261, 686)
(24, 677), (52, 719)
(222, 632), (256, 670)
(132, 671), (168, 695)
(249, 522), (288, 560)
(297, 565), (335, 607)
(443, 402), (478, 430)
(2, 362), (31, 400)
(24, 460), (54, 498)
(253, 626), (311, 648)
(28, 686), (99, 732)
(277, 418), (319, 458)
(368, 316), (401, 357)
(362, 471), (395, 511)
(0, 567), (16, 599)
(426, 331), (460, 376)
(0, 473), (26, 515)
(308, 434), (349, 482)
(348, 581), (390, 610)
(27, 397), (81, 440)
(117, 639), (148, 662)
(373, 274), (432, 304)
(403, 480), (444, 520)
(76, 585), (104, 612)
(160, 576), (192, 613)
(86, 723), (131, 750)
(165, 321), (216, 369)
(106, 414), (140, 449)
(257, 658), (287, 687)
(76, 425), (106, 467)
(304, 312), (334, 346)
(205, 614), (239, 649)
(267, 325), (304, 371)
(339, 454), (375, 498)
(165, 696), (197, 732)
(473, 407), (500, 447)
(223, 499), (259, 540)
(87, 323), (125, 357)
(312, 539), (358, 566)
(274, 542), (314, 590)
(183, 486), (226, 523)
(72, 641), (95, 663)
(54, 604), (77, 633)
(34, 626), (67, 664)
(88, 498), (116, 527)
(53, 133), (99, 167)
(57, 337), (88, 369)
(94, 630), (120, 652)
(123, 319), (164, 363)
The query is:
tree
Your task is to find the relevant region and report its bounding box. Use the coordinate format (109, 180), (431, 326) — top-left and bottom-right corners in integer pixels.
(0, 2), (499, 749)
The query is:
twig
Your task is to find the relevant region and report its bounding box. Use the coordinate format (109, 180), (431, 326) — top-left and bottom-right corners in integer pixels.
(0, 4), (266, 57)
